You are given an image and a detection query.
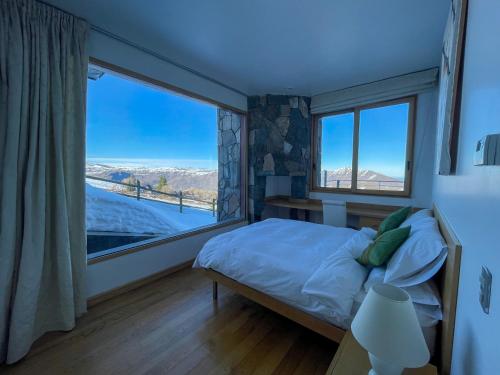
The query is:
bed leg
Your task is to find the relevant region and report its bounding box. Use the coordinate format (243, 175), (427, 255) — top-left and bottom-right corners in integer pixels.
(212, 281), (218, 300)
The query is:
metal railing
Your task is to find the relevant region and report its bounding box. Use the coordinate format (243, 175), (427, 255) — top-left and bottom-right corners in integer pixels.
(86, 175), (217, 216)
(322, 171), (404, 190)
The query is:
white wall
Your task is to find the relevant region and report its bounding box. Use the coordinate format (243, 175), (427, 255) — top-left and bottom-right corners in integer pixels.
(88, 31), (247, 111)
(310, 89), (438, 208)
(432, 1), (500, 373)
(87, 222), (245, 298)
(85, 29), (248, 298)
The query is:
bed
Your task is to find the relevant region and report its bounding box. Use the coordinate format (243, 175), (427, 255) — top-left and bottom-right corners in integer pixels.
(193, 205), (461, 375)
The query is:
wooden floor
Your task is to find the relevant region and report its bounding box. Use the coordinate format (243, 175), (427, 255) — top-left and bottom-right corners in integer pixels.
(2, 268), (337, 375)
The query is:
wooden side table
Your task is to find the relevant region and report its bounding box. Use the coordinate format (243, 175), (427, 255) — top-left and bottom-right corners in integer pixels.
(326, 330), (437, 375)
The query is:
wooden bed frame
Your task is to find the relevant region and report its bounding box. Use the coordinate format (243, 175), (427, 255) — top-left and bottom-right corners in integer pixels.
(201, 204), (461, 375)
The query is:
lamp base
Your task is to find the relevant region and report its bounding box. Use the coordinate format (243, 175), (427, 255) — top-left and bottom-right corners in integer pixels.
(368, 353), (404, 375)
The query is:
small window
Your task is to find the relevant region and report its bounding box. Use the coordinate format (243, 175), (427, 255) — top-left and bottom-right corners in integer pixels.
(312, 97), (415, 196)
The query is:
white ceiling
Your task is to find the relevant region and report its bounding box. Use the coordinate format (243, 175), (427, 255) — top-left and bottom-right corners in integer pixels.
(45, 0), (449, 96)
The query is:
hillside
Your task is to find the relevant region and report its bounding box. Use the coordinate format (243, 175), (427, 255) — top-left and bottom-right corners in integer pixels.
(86, 163), (218, 192)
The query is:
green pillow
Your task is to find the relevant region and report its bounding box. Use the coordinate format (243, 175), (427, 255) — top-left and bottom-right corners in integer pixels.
(377, 206), (412, 237)
(357, 226), (411, 267)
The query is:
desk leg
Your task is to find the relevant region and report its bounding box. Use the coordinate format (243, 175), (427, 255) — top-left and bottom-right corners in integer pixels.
(305, 209), (310, 222)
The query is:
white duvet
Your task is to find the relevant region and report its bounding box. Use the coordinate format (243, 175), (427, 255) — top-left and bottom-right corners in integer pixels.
(194, 218), (441, 353)
(193, 218), (359, 328)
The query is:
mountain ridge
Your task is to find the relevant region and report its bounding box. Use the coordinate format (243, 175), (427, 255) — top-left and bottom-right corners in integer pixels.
(322, 167), (403, 190)
(324, 167), (401, 182)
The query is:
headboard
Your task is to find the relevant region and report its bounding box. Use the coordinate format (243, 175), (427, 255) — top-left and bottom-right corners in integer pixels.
(433, 204), (462, 375)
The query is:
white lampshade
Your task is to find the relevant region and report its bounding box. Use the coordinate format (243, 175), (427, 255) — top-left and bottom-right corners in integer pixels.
(351, 284), (430, 368)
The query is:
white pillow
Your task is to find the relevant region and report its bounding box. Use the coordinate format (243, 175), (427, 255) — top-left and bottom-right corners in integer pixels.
(387, 252), (448, 288)
(385, 217), (448, 287)
(353, 289), (442, 327)
(302, 228), (377, 319)
(406, 281), (442, 307)
(363, 267), (386, 291)
(302, 249), (368, 319)
(359, 226), (378, 239)
(364, 267), (442, 307)
(399, 209), (433, 228)
(414, 303), (443, 327)
(337, 227), (376, 258)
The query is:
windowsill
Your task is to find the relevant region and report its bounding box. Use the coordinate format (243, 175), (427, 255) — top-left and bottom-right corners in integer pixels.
(87, 218), (247, 265)
(310, 187), (411, 198)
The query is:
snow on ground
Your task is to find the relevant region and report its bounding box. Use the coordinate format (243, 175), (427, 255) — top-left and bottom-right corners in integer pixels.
(86, 184), (216, 235)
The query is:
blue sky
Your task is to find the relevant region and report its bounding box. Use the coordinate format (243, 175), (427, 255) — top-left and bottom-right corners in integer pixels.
(321, 103), (409, 179)
(86, 71), (218, 169)
(87, 70), (408, 177)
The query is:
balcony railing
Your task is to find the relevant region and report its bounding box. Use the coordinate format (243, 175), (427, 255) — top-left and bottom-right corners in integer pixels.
(86, 175), (217, 216)
(322, 175), (404, 191)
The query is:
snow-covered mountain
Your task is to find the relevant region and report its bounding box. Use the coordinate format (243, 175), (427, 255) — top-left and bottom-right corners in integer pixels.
(326, 167), (399, 181)
(322, 167), (403, 190)
(86, 162), (217, 192)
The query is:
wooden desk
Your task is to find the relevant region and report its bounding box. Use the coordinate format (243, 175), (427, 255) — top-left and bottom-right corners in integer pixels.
(264, 196), (322, 221)
(265, 196), (412, 228)
(265, 197), (323, 211)
(326, 330), (437, 375)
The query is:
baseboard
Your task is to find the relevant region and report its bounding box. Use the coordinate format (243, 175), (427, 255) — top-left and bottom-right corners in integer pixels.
(87, 259), (194, 308)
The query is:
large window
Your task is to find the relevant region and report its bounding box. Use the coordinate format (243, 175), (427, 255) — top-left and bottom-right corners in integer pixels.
(312, 97), (415, 196)
(86, 62), (244, 259)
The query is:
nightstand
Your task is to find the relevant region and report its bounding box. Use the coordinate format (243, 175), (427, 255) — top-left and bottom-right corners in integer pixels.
(326, 331), (438, 375)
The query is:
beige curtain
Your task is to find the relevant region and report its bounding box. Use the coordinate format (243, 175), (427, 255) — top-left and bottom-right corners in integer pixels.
(0, 0), (88, 364)
(436, 0), (466, 175)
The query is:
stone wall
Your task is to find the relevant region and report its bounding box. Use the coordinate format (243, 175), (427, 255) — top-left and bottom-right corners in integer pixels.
(248, 95), (311, 222)
(217, 109), (241, 221)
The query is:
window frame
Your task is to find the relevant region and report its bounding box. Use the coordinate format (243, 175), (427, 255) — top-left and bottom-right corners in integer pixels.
(310, 96), (416, 197)
(86, 57), (248, 264)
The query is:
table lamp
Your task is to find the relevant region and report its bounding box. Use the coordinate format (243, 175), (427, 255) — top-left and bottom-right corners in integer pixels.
(351, 284), (430, 375)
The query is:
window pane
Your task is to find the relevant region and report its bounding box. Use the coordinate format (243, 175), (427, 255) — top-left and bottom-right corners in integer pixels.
(86, 65), (242, 259)
(318, 112), (354, 188)
(357, 103), (409, 191)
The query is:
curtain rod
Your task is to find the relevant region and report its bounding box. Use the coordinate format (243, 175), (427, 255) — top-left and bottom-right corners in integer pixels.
(38, 1), (248, 97)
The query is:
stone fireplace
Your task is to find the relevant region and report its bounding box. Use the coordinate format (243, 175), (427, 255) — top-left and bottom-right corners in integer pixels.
(247, 95), (312, 222)
(217, 109), (242, 221)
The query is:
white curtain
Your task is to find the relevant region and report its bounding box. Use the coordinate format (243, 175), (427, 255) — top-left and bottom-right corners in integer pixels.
(0, 0), (89, 364)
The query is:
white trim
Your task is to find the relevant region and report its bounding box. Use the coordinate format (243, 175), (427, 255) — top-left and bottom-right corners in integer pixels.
(310, 68), (439, 114)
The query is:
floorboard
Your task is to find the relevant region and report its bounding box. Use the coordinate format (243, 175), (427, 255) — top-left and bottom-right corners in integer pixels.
(2, 268), (337, 375)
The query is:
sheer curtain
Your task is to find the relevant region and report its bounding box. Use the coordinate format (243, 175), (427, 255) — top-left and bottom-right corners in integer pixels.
(0, 0), (89, 363)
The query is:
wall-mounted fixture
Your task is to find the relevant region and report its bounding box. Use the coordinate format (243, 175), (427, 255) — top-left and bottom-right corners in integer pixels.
(474, 134), (500, 165)
(479, 266), (492, 314)
(88, 66), (105, 81)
